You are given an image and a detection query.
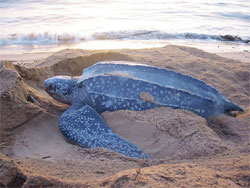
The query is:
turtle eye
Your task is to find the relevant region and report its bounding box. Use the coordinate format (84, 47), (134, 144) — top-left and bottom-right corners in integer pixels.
(68, 89), (72, 95)
(48, 84), (53, 90)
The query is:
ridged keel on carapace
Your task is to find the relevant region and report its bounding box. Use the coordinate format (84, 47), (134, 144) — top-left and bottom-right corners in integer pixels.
(78, 61), (244, 116)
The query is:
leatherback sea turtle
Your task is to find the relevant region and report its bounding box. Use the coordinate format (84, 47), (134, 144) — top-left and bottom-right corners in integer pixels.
(44, 61), (243, 159)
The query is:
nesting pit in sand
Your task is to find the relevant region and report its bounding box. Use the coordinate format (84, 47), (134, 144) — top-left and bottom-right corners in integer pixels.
(0, 46), (249, 187)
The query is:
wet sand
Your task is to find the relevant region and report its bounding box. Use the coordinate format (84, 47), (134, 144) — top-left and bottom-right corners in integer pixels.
(0, 45), (249, 187)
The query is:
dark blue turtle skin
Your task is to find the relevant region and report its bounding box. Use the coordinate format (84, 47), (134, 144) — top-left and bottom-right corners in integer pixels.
(44, 61), (244, 159)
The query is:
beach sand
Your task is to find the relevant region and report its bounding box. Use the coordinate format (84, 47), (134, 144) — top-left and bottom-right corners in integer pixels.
(0, 45), (249, 187)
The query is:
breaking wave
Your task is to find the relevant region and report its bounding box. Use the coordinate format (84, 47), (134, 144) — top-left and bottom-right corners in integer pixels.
(0, 30), (249, 46)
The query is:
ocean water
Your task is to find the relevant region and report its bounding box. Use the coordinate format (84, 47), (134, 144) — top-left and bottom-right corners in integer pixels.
(0, 0), (250, 53)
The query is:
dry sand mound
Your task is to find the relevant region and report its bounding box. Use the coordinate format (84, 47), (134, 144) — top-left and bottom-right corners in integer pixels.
(1, 45), (249, 187)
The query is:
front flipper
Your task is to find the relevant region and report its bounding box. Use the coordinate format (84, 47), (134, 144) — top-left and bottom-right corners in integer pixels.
(59, 104), (150, 159)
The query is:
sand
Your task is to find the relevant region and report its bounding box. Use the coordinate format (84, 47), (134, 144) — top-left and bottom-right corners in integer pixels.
(0, 45), (249, 187)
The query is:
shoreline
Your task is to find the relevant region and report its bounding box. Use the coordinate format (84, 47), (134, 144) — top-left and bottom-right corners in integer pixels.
(1, 40), (250, 64)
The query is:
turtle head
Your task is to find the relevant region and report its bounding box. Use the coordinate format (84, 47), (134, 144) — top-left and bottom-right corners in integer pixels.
(44, 76), (78, 105)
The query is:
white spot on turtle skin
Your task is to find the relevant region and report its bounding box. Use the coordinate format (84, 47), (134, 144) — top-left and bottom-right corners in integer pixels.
(103, 100), (113, 108)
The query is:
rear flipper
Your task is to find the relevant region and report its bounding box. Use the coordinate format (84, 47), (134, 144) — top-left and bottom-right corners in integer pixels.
(224, 100), (244, 112)
(59, 104), (150, 159)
